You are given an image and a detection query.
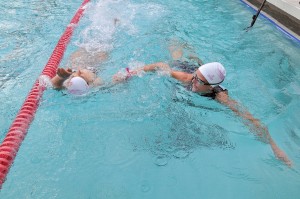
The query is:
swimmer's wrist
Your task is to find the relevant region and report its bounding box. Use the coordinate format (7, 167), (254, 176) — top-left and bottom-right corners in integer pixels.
(56, 74), (65, 79)
(57, 74), (70, 80)
(91, 77), (102, 86)
(125, 67), (134, 80)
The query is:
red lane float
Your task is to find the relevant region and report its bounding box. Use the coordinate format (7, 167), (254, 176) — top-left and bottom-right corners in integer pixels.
(0, 0), (90, 188)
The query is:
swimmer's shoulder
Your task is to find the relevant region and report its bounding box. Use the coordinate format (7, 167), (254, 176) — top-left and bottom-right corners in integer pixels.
(213, 85), (228, 94)
(90, 77), (104, 87)
(214, 85), (229, 102)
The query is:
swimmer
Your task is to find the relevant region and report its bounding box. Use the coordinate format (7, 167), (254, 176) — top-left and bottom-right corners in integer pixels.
(113, 42), (292, 166)
(49, 45), (109, 95)
(50, 18), (121, 95)
(51, 67), (102, 95)
(68, 48), (109, 71)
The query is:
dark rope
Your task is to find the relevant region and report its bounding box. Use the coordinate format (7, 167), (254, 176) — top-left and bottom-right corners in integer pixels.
(244, 0), (267, 31)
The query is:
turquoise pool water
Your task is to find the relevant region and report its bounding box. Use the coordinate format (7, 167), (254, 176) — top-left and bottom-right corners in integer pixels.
(1, 0), (300, 198)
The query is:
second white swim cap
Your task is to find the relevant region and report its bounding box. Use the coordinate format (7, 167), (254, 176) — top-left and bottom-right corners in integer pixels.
(67, 76), (89, 95)
(198, 62), (226, 85)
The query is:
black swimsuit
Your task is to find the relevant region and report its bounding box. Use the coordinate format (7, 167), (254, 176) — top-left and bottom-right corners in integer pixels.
(171, 60), (199, 73)
(200, 85), (227, 99)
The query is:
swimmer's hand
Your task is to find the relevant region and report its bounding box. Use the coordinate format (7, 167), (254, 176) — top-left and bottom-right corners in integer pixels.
(276, 149), (293, 167)
(256, 126), (293, 167)
(255, 124), (293, 167)
(51, 68), (72, 89)
(269, 138), (293, 167)
(57, 68), (72, 79)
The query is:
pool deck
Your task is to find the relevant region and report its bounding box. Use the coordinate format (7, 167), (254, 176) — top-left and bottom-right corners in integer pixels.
(243, 0), (300, 41)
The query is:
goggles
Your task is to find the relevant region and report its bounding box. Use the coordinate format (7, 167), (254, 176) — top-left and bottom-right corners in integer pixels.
(192, 73), (210, 85)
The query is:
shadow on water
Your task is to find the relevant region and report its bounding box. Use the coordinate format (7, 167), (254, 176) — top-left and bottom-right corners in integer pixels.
(123, 79), (236, 166)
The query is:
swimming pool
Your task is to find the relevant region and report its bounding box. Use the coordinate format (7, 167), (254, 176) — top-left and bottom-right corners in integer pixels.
(0, 0), (300, 198)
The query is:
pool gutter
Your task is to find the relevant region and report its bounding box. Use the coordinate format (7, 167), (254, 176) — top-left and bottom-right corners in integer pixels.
(240, 0), (300, 43)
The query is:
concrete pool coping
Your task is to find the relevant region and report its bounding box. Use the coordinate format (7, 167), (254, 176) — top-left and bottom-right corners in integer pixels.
(241, 0), (300, 42)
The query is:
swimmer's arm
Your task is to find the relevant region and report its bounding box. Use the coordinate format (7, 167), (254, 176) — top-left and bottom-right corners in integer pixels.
(51, 76), (65, 89)
(112, 62), (193, 84)
(142, 62), (171, 72)
(138, 62), (193, 83)
(170, 71), (193, 84)
(51, 68), (72, 89)
(215, 91), (292, 166)
(141, 62), (194, 83)
(112, 62), (172, 83)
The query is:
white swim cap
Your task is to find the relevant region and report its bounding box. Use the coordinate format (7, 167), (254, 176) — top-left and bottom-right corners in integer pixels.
(67, 76), (89, 95)
(198, 62), (226, 85)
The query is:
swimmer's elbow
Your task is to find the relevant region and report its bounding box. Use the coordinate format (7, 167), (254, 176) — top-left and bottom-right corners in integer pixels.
(91, 77), (103, 87)
(170, 71), (190, 83)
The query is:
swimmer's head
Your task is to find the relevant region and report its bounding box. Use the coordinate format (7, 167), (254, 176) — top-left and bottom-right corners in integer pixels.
(72, 68), (96, 85)
(198, 62), (226, 85)
(67, 76), (89, 95)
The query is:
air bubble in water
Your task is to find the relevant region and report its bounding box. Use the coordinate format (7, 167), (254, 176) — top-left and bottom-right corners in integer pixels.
(154, 155), (169, 166)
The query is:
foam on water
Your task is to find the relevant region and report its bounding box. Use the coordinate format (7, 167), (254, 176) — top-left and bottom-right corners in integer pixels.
(74, 0), (166, 53)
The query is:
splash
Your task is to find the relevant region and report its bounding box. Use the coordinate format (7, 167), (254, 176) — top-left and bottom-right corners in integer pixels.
(75, 0), (137, 52)
(74, 0), (166, 53)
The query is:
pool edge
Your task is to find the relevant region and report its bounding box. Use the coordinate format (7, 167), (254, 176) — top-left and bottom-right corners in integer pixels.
(240, 0), (300, 44)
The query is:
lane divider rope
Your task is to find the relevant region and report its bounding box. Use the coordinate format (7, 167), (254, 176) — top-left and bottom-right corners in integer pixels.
(0, 0), (90, 188)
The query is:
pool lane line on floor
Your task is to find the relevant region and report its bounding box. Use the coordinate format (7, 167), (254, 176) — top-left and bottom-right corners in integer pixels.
(0, 0), (90, 188)
(240, 0), (300, 43)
